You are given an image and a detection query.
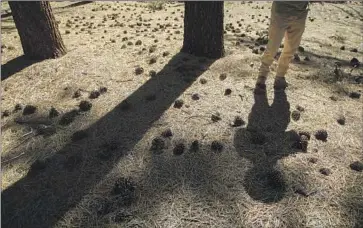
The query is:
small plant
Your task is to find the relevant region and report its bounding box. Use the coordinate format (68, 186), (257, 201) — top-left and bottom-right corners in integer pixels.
(148, 1), (164, 11)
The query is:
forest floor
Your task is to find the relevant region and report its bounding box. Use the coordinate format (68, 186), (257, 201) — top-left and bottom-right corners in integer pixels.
(1, 1), (363, 228)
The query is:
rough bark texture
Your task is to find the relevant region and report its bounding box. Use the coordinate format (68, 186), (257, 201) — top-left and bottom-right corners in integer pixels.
(9, 2), (66, 60)
(182, 1), (224, 59)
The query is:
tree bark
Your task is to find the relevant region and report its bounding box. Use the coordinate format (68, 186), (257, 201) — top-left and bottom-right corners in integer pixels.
(182, 1), (224, 59)
(9, 2), (66, 60)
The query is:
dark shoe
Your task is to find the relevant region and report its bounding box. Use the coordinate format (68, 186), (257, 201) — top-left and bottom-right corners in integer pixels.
(274, 77), (288, 90)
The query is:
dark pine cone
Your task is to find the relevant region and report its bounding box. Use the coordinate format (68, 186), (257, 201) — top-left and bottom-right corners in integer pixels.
(299, 131), (311, 140)
(315, 129), (328, 142)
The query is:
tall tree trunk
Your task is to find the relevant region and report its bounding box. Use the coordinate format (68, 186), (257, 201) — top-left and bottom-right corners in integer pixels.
(182, 1), (224, 59)
(9, 2), (66, 60)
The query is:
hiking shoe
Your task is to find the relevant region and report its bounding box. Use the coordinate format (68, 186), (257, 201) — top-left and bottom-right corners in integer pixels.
(274, 77), (288, 90)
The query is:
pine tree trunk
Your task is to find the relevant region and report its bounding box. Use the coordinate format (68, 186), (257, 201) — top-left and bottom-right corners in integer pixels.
(182, 2), (224, 59)
(9, 2), (67, 60)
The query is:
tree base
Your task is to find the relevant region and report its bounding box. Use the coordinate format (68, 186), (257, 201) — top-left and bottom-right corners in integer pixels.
(182, 2), (225, 59)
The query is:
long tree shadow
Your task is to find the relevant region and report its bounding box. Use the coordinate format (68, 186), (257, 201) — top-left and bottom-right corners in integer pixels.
(344, 174), (363, 228)
(302, 50), (357, 67)
(340, 154), (363, 228)
(234, 88), (304, 203)
(1, 55), (41, 81)
(1, 52), (216, 228)
(332, 4), (363, 19)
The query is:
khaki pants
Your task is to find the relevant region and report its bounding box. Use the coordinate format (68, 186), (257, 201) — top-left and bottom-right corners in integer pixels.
(259, 3), (308, 78)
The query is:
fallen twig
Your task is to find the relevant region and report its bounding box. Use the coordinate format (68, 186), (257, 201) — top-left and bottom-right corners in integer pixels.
(1, 152), (25, 164)
(183, 115), (209, 124)
(116, 79), (133, 83)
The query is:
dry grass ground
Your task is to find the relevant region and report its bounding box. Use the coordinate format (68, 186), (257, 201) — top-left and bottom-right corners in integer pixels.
(1, 1), (363, 228)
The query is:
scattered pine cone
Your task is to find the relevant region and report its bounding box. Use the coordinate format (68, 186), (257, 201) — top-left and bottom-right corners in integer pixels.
(304, 56), (311, 61)
(23, 105), (37, 115)
(149, 57), (157, 64)
(350, 161), (363, 172)
(149, 70), (157, 77)
(200, 78), (207, 84)
(319, 168), (331, 176)
(296, 105), (305, 112)
(119, 100), (131, 111)
(211, 113), (221, 122)
(135, 66), (144, 75)
(308, 157), (318, 164)
(190, 140), (199, 152)
(161, 128), (173, 138)
(349, 92), (361, 99)
(211, 140), (223, 152)
(337, 116), (346, 125)
(173, 143), (185, 155)
(150, 137), (165, 152)
(219, 73), (227, 81)
(2, 110), (10, 117)
(174, 99), (184, 109)
(73, 89), (82, 98)
(299, 131), (311, 140)
(112, 177), (135, 200)
(291, 110), (301, 121)
(294, 53), (301, 62)
(71, 130), (89, 142)
(49, 107), (60, 118)
(89, 90), (100, 99)
(294, 186), (309, 197)
(14, 103), (23, 113)
(224, 88), (232, 96)
(350, 57), (360, 68)
(315, 129), (328, 142)
(79, 100), (92, 112)
(231, 116), (245, 127)
(59, 109), (79, 126)
(191, 93), (200, 101)
(99, 86), (108, 94)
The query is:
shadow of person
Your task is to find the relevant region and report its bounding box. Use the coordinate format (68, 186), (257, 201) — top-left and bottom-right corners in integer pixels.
(234, 87), (302, 203)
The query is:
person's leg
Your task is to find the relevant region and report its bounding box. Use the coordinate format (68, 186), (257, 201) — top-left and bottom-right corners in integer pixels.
(257, 3), (287, 89)
(274, 15), (307, 90)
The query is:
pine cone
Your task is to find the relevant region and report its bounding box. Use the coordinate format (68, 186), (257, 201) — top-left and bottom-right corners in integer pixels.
(315, 129), (328, 142)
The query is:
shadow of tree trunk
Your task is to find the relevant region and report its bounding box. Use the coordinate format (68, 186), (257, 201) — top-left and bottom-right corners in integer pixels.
(1, 52), (216, 228)
(1, 55), (40, 81)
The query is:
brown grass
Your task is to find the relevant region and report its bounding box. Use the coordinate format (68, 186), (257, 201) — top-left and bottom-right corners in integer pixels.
(1, 1), (363, 228)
